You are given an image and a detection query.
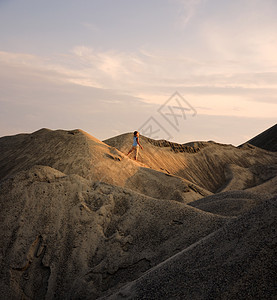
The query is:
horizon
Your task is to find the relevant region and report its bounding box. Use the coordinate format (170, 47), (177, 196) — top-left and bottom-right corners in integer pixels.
(0, 0), (276, 145)
(0, 123), (275, 147)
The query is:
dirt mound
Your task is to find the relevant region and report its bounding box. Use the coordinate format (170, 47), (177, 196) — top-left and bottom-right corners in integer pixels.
(0, 128), (208, 203)
(104, 132), (277, 193)
(0, 127), (276, 299)
(0, 165), (227, 299)
(241, 123), (277, 152)
(105, 196), (277, 300)
(188, 190), (267, 216)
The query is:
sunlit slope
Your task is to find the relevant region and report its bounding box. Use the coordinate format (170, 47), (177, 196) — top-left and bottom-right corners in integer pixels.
(104, 132), (277, 192)
(0, 128), (208, 202)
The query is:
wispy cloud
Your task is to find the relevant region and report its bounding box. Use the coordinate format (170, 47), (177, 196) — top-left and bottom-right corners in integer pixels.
(173, 0), (206, 26)
(1, 46), (276, 119)
(1, 0), (276, 144)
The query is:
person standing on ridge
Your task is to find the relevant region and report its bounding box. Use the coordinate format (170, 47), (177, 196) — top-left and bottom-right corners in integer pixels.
(127, 131), (143, 160)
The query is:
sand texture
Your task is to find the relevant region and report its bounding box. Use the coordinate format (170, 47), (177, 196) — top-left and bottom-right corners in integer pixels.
(0, 125), (276, 299)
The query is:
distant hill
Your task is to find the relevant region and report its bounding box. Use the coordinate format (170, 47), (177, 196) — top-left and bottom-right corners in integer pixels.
(241, 124), (277, 152)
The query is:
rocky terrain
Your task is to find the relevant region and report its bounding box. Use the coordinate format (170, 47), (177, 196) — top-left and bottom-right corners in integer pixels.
(0, 124), (276, 299)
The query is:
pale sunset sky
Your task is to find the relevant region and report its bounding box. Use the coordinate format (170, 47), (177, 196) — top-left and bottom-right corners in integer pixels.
(0, 0), (276, 145)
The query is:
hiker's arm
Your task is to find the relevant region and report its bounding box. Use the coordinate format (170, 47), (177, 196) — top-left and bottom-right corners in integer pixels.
(137, 137), (143, 149)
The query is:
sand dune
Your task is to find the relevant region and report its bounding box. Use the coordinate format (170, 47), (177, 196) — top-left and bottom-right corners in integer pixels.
(0, 165), (227, 299)
(188, 190), (267, 217)
(0, 125), (276, 299)
(0, 128), (208, 203)
(104, 132), (277, 193)
(105, 196), (277, 299)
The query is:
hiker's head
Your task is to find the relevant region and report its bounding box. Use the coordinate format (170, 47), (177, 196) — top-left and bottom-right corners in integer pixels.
(134, 131), (139, 137)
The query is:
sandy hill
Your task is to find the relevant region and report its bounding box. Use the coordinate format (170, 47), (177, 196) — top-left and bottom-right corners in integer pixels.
(106, 196), (277, 299)
(0, 128), (208, 203)
(0, 165), (227, 299)
(241, 123), (277, 152)
(104, 131), (277, 193)
(0, 126), (276, 299)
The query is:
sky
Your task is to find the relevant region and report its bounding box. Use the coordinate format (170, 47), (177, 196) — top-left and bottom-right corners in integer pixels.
(0, 0), (276, 145)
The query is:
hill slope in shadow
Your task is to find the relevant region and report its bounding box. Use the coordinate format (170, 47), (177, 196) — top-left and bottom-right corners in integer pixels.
(105, 196), (277, 299)
(0, 165), (227, 299)
(0, 126), (276, 299)
(240, 123), (277, 152)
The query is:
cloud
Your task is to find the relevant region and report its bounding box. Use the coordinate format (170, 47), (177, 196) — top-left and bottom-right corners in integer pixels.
(0, 52), (151, 139)
(0, 40), (276, 122)
(1, 0), (276, 144)
(173, 0), (205, 26)
(69, 46), (146, 87)
(0, 48), (276, 144)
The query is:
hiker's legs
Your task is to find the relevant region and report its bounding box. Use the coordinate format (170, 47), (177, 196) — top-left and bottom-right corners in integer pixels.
(127, 146), (139, 160)
(134, 146), (139, 160)
(127, 146), (135, 156)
